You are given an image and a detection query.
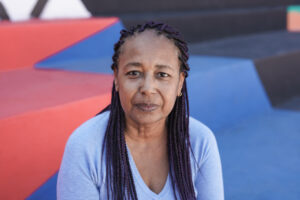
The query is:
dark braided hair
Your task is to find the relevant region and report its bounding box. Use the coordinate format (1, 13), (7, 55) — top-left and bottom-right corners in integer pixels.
(100, 21), (195, 200)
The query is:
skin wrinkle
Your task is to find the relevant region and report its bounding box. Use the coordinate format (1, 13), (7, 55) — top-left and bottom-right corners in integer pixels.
(101, 22), (195, 200)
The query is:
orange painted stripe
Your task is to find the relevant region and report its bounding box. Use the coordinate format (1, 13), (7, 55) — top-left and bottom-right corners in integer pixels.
(0, 17), (119, 71)
(287, 12), (300, 32)
(0, 94), (111, 200)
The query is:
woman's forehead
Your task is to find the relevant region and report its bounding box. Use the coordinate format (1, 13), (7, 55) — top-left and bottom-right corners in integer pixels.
(120, 30), (179, 58)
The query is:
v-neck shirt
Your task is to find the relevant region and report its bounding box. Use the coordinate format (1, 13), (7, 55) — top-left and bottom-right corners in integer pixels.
(126, 145), (172, 199)
(57, 111), (224, 200)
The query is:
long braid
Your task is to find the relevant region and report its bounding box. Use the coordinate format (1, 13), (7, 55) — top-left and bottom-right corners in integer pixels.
(101, 21), (195, 200)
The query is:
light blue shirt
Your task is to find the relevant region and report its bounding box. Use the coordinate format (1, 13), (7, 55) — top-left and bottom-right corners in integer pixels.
(57, 111), (224, 200)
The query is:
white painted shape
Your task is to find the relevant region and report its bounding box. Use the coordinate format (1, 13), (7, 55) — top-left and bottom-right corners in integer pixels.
(40, 0), (91, 19)
(1, 0), (38, 21)
(0, 0), (91, 21)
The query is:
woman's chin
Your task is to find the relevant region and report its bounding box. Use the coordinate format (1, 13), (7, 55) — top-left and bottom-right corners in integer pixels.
(128, 111), (166, 126)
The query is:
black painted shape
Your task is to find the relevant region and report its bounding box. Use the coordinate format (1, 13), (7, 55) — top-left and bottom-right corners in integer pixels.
(255, 51), (300, 106)
(189, 31), (300, 59)
(31, 0), (49, 18)
(276, 96), (300, 110)
(0, 2), (10, 20)
(120, 7), (286, 43)
(80, 0), (300, 42)
(81, 0), (300, 15)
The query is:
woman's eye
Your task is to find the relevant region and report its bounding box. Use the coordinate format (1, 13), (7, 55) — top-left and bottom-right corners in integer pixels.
(126, 71), (140, 77)
(157, 72), (169, 78)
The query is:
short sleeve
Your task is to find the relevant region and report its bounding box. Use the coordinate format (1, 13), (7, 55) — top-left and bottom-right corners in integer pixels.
(194, 128), (224, 200)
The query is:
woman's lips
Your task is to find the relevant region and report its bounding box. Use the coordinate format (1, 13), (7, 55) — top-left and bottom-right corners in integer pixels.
(135, 103), (159, 112)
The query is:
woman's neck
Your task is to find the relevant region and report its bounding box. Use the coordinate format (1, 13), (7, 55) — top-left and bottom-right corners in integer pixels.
(124, 117), (167, 144)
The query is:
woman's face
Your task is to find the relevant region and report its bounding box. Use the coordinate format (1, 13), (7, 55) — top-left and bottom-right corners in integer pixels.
(114, 30), (185, 126)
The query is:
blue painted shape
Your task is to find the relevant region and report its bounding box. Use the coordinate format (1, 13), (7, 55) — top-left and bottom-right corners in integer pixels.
(215, 109), (300, 200)
(35, 21), (124, 74)
(26, 172), (58, 200)
(188, 55), (271, 131)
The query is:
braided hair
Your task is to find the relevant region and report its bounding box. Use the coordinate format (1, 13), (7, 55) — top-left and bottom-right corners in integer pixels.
(100, 21), (195, 200)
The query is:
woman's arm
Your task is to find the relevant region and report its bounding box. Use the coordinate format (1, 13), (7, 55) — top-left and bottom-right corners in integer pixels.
(57, 131), (101, 200)
(195, 130), (224, 200)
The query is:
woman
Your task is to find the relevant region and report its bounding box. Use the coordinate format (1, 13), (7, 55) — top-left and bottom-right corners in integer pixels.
(57, 22), (224, 200)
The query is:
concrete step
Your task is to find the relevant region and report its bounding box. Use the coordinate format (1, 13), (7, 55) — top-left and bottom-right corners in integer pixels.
(189, 30), (300, 106)
(119, 6), (287, 43)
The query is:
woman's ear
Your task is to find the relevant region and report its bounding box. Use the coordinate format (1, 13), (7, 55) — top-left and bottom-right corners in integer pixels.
(178, 72), (185, 96)
(113, 69), (119, 91)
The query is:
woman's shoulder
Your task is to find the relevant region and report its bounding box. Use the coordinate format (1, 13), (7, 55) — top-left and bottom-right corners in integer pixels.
(58, 111), (110, 190)
(188, 117), (224, 199)
(189, 116), (216, 143)
(65, 111), (110, 151)
(188, 116), (219, 166)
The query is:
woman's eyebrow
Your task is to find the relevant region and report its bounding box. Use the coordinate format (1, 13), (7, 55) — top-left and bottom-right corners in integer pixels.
(156, 64), (174, 71)
(125, 62), (142, 68)
(124, 62), (174, 71)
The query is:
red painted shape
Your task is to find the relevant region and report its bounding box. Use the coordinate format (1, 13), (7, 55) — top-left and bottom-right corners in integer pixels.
(287, 12), (300, 32)
(0, 18), (119, 72)
(0, 68), (113, 119)
(0, 68), (113, 199)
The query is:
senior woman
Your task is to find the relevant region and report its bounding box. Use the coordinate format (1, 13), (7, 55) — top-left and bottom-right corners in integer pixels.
(57, 22), (224, 200)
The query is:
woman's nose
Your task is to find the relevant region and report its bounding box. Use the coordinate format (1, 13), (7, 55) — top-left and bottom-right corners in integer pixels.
(139, 73), (156, 95)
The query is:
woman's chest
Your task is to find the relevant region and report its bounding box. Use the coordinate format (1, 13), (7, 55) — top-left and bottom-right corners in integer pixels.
(130, 146), (169, 194)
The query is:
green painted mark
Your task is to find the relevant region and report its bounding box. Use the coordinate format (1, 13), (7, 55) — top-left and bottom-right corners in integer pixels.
(288, 5), (300, 13)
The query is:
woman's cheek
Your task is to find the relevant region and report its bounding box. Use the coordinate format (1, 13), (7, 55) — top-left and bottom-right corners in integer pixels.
(120, 81), (137, 107)
(160, 81), (178, 97)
